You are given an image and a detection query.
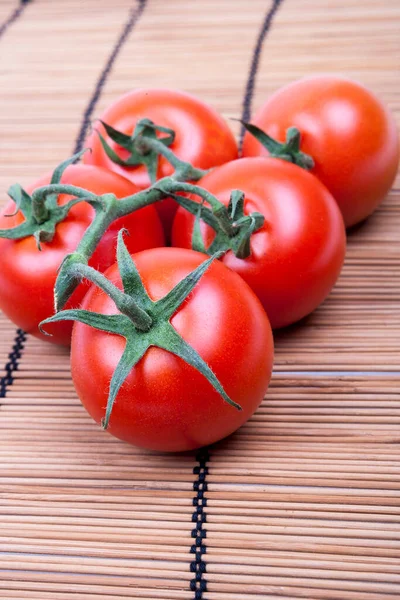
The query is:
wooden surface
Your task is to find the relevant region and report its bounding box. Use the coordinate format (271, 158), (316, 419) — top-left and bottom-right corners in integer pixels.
(0, 0), (399, 598)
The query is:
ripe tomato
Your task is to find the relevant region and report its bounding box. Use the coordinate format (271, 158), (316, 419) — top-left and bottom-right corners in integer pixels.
(172, 157), (346, 329)
(242, 76), (399, 227)
(0, 165), (164, 345)
(71, 248), (274, 452)
(84, 88), (238, 236)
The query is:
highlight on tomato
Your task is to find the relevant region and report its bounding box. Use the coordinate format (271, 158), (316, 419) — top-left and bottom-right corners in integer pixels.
(41, 234), (274, 452)
(84, 88), (238, 236)
(172, 157), (346, 329)
(0, 156), (164, 345)
(241, 76), (399, 228)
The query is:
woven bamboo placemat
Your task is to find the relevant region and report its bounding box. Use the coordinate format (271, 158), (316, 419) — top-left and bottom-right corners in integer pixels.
(0, 0), (399, 598)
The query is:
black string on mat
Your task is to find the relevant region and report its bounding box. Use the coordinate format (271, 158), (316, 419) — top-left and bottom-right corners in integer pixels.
(0, 0), (31, 41)
(0, 0), (148, 398)
(189, 2), (284, 597)
(0, 0), (32, 397)
(190, 449), (209, 600)
(239, 0), (284, 151)
(0, 329), (26, 398)
(73, 0), (147, 155)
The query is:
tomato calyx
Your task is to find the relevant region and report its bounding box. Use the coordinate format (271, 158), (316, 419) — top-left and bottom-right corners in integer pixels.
(240, 121), (315, 170)
(159, 182), (265, 259)
(96, 118), (179, 183)
(97, 118), (207, 183)
(0, 151), (102, 250)
(97, 118), (174, 184)
(40, 230), (241, 428)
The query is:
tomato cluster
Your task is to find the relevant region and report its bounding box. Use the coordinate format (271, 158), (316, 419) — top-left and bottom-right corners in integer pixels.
(0, 79), (397, 451)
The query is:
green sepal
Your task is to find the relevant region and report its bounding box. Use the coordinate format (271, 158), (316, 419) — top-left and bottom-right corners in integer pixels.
(228, 190), (245, 221)
(51, 149), (89, 185)
(240, 120), (315, 170)
(98, 121), (133, 149)
(6, 184), (33, 218)
(40, 309), (133, 337)
(153, 252), (223, 320)
(231, 213), (264, 259)
(0, 220), (37, 240)
(40, 230), (241, 430)
(192, 202), (208, 254)
(54, 253), (89, 312)
(97, 131), (139, 167)
(43, 148), (90, 213)
(153, 323), (241, 411)
(102, 337), (149, 429)
(241, 121), (282, 154)
(116, 230), (154, 311)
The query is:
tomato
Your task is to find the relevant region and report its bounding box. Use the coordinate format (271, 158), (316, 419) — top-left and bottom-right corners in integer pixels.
(84, 88), (238, 236)
(0, 165), (164, 345)
(71, 248), (273, 452)
(172, 157), (346, 329)
(242, 76), (399, 227)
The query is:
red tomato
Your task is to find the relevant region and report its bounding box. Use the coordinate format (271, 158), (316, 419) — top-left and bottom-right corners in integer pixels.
(71, 248), (274, 452)
(84, 88), (238, 236)
(0, 165), (164, 345)
(172, 157), (346, 329)
(242, 76), (399, 227)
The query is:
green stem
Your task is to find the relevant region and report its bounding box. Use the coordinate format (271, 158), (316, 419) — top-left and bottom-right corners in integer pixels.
(32, 184), (99, 204)
(166, 181), (225, 213)
(19, 132), (257, 311)
(140, 137), (208, 180)
(165, 181), (235, 236)
(71, 263), (152, 331)
(77, 186), (167, 263)
(75, 177), (221, 265)
(77, 202), (117, 260)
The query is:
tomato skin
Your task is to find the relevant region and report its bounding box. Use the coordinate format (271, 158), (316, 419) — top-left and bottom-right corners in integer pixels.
(84, 88), (238, 236)
(71, 248), (273, 452)
(242, 77), (399, 227)
(172, 157), (346, 329)
(0, 165), (164, 345)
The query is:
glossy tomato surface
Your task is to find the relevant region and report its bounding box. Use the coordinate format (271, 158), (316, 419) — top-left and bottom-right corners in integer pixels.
(0, 165), (164, 345)
(242, 76), (399, 227)
(84, 88), (238, 236)
(172, 158), (346, 329)
(71, 248), (274, 452)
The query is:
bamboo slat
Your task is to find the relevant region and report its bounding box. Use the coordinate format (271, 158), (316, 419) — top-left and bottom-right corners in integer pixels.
(0, 0), (399, 599)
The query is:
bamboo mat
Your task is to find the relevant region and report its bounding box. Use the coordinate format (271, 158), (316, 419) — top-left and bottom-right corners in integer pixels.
(0, 0), (399, 598)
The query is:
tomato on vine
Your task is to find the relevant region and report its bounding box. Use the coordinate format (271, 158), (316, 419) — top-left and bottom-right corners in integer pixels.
(84, 88), (238, 236)
(242, 76), (399, 227)
(172, 157), (346, 329)
(0, 158), (164, 345)
(41, 235), (274, 452)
